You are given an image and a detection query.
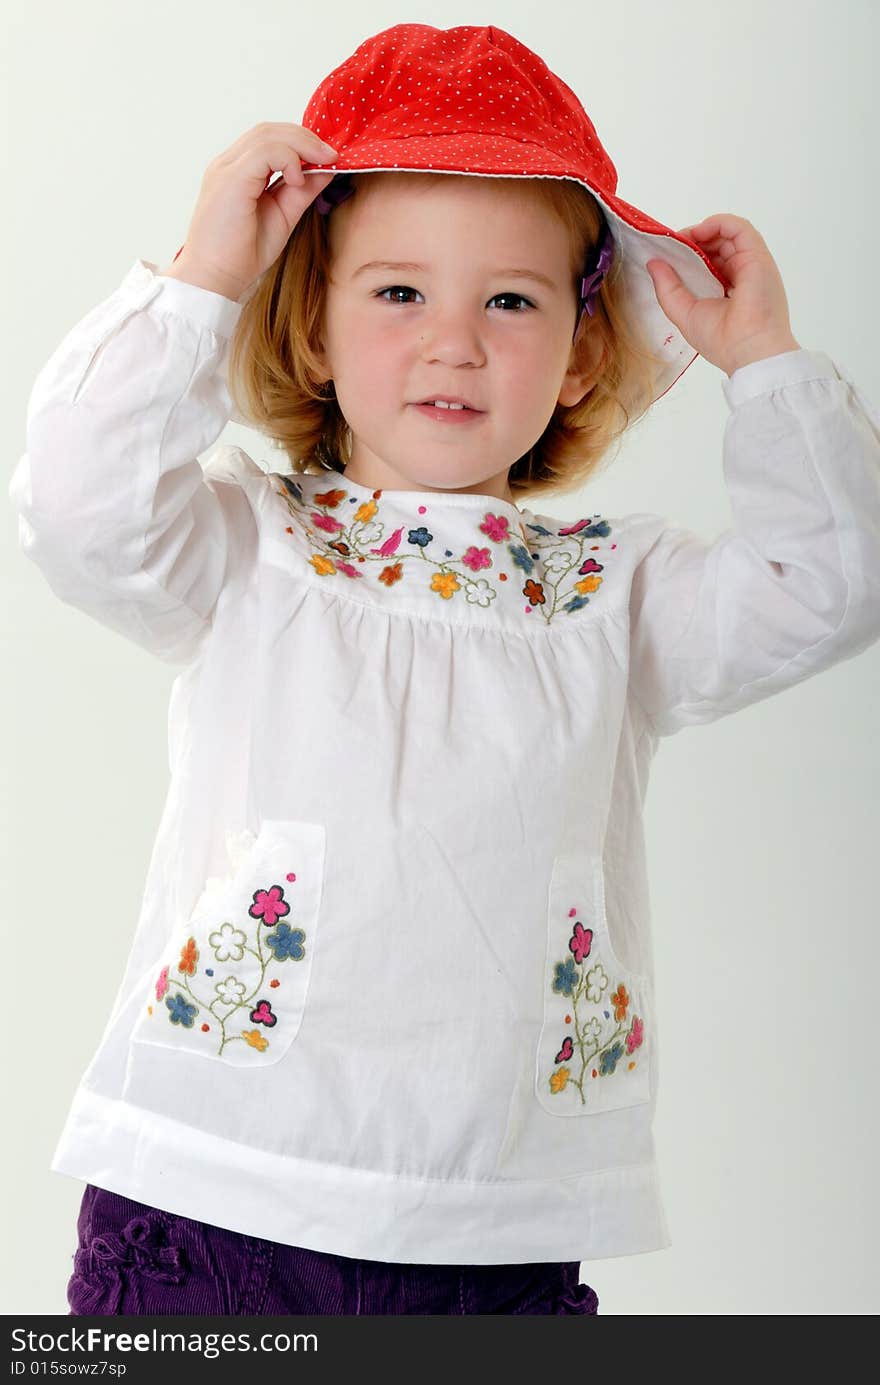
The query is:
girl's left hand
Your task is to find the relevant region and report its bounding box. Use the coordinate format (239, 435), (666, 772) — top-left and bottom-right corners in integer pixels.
(646, 213), (801, 376)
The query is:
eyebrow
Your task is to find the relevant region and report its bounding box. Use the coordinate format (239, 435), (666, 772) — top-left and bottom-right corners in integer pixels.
(351, 260), (560, 291)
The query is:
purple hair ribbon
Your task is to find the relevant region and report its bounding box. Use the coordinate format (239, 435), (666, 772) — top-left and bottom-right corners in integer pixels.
(575, 219), (614, 340)
(314, 172), (356, 215)
(315, 173), (614, 340)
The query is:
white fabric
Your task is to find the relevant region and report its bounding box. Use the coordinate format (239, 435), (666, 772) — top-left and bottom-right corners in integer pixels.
(9, 258), (880, 1264)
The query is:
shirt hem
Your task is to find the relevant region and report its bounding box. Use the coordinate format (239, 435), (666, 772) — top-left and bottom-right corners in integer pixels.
(50, 1085), (672, 1265)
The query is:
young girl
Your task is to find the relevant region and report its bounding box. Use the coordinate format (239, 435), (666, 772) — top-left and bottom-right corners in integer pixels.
(10, 22), (880, 1317)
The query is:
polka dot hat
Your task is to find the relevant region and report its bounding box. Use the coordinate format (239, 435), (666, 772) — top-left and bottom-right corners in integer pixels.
(296, 22), (729, 406)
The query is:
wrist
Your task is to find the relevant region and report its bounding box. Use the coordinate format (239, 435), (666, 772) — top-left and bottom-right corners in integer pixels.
(725, 334), (802, 377)
(157, 261), (246, 303)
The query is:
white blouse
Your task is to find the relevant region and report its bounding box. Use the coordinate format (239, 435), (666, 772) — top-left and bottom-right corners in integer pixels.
(8, 258), (880, 1264)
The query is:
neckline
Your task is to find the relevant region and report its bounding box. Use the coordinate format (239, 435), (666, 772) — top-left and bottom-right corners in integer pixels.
(295, 466), (531, 529)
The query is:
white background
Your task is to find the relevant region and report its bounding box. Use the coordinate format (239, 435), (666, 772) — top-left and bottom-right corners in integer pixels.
(3, 0), (878, 1315)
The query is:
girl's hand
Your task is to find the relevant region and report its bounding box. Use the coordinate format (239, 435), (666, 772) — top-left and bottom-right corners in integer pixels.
(164, 123), (340, 302)
(645, 214), (801, 376)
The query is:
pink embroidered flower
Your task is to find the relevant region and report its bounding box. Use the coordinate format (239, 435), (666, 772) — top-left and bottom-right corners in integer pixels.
(479, 513), (512, 542)
(311, 511), (346, 534)
(626, 1015), (644, 1053)
(334, 560), (364, 579)
(155, 966), (169, 1001)
(461, 545), (492, 572)
(248, 884), (291, 927)
(568, 921), (594, 964)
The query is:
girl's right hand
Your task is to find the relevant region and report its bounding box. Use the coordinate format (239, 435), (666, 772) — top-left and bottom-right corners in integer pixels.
(163, 123), (340, 301)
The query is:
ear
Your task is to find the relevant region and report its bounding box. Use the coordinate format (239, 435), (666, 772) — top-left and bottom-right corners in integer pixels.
(557, 332), (606, 408)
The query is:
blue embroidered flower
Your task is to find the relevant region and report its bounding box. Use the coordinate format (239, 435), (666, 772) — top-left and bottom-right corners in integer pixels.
(552, 957), (579, 997)
(562, 593), (592, 612)
(508, 542), (535, 574)
(264, 921), (306, 962)
(599, 1040), (625, 1075)
(407, 526), (433, 548)
(166, 993), (198, 1027)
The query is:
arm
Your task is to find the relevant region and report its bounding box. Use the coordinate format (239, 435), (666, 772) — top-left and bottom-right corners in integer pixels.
(629, 347), (880, 738)
(8, 259), (263, 666)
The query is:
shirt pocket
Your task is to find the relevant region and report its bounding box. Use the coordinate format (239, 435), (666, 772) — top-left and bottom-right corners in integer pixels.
(131, 818), (326, 1067)
(534, 852), (652, 1116)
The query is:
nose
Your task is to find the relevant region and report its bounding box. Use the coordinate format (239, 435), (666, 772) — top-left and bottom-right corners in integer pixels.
(418, 306), (486, 367)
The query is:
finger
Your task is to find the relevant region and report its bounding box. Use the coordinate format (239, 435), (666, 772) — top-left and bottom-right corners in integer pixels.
(234, 139), (337, 197)
(645, 258), (698, 319)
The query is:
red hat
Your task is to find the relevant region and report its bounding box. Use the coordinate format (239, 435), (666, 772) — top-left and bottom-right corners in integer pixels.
(297, 22), (728, 406)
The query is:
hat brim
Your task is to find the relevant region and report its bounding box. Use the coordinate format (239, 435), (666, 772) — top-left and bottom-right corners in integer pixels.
(301, 138), (728, 408)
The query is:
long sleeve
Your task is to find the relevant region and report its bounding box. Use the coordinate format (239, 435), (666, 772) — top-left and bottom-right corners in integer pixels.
(8, 259), (263, 666)
(628, 348), (880, 739)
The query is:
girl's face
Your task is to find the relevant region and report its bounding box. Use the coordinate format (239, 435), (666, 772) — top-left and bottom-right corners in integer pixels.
(317, 175), (598, 502)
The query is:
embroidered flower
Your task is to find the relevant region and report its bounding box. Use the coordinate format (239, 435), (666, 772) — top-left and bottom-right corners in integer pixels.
(313, 487), (347, 509)
(463, 578), (496, 607)
(243, 1029), (270, 1052)
(479, 512), (513, 542)
(379, 562), (404, 587)
(549, 1065), (571, 1093)
(177, 937), (198, 976)
(568, 921), (594, 964)
(248, 884), (291, 927)
(508, 542), (535, 574)
(264, 920), (306, 962)
(215, 976), (247, 1006)
(626, 1015), (644, 1053)
(599, 1040), (625, 1076)
(431, 571), (461, 600)
(407, 526), (433, 548)
(166, 993), (198, 1027)
(610, 983), (630, 1022)
(542, 546), (578, 574)
(250, 999), (277, 1027)
(155, 966), (169, 1001)
(552, 957), (579, 997)
(208, 922), (248, 962)
(584, 963), (608, 1003)
(312, 511), (346, 535)
(461, 545), (492, 572)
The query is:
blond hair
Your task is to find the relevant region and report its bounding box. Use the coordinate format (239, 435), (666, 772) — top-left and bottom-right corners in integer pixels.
(227, 172), (667, 506)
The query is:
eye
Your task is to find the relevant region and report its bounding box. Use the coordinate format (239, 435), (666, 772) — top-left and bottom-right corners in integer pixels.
(374, 286), (535, 311)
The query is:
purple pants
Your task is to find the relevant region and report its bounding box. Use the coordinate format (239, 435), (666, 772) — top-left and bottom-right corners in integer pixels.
(66, 1183), (599, 1316)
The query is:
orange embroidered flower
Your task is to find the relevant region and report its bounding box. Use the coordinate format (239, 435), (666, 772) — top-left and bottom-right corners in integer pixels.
(549, 1066), (571, 1094)
(379, 562), (404, 587)
(177, 937), (198, 976)
(574, 574), (603, 595)
(309, 553), (337, 576)
(313, 487), (347, 509)
(354, 499), (377, 524)
(431, 571), (461, 601)
(610, 984), (630, 1022)
(243, 1029), (269, 1052)
(523, 578), (545, 607)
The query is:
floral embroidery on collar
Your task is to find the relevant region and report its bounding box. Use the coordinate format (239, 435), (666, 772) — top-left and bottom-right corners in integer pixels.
(271, 475), (615, 624)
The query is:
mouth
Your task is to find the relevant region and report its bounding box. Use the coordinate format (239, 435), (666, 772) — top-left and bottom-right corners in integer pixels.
(411, 400), (487, 423)
(412, 396), (483, 412)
